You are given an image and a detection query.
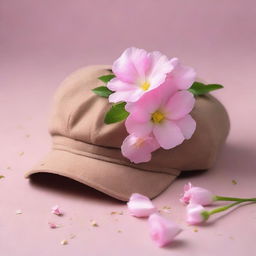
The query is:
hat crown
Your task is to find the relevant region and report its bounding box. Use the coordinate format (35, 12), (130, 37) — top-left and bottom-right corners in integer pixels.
(50, 65), (126, 148)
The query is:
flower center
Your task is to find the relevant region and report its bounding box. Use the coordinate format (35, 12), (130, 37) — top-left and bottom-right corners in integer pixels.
(151, 111), (165, 124)
(140, 81), (150, 91)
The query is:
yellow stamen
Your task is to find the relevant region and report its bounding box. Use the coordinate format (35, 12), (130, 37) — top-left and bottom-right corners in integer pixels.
(140, 81), (150, 91)
(151, 111), (165, 124)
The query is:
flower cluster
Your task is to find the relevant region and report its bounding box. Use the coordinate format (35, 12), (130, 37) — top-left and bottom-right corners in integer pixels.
(110, 47), (196, 163)
(92, 47), (224, 163)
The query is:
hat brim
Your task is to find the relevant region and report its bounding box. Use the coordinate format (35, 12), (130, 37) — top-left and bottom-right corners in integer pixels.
(25, 149), (180, 201)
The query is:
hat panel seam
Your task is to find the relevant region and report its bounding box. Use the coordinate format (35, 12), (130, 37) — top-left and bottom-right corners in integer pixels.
(52, 144), (180, 177)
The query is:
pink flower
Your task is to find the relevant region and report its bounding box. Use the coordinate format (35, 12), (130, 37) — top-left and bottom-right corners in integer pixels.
(107, 47), (174, 103)
(148, 213), (182, 247)
(186, 203), (209, 225)
(180, 183), (215, 205)
(121, 134), (160, 163)
(127, 193), (157, 217)
(125, 82), (196, 150)
(51, 205), (64, 216)
(167, 58), (196, 90)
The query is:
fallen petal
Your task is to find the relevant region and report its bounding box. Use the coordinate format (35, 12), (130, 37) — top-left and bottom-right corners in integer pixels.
(48, 222), (59, 229)
(127, 193), (157, 217)
(51, 205), (64, 216)
(148, 213), (182, 247)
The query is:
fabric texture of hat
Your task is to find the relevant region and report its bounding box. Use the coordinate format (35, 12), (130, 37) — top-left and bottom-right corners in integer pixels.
(25, 65), (230, 201)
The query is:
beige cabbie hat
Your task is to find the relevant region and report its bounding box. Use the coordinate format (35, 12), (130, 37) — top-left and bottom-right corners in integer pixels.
(25, 65), (230, 201)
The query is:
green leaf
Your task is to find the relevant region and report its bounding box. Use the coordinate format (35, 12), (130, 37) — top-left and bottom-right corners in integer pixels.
(104, 102), (129, 124)
(188, 82), (223, 96)
(98, 74), (115, 83)
(92, 86), (113, 98)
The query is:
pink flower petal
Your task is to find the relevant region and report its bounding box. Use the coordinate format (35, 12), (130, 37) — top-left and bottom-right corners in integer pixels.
(148, 213), (182, 247)
(51, 205), (64, 216)
(112, 48), (140, 83)
(107, 78), (133, 91)
(180, 183), (215, 206)
(175, 115), (196, 139)
(147, 51), (173, 89)
(121, 134), (160, 164)
(108, 88), (144, 103)
(128, 47), (152, 78)
(184, 182), (192, 191)
(165, 91), (195, 120)
(48, 222), (58, 229)
(153, 120), (184, 149)
(189, 187), (215, 205)
(169, 58), (196, 90)
(125, 115), (153, 137)
(127, 193), (157, 217)
(186, 203), (208, 225)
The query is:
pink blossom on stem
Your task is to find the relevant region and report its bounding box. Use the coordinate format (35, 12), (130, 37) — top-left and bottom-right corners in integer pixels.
(180, 182), (215, 205)
(186, 203), (209, 225)
(127, 193), (157, 218)
(148, 213), (182, 247)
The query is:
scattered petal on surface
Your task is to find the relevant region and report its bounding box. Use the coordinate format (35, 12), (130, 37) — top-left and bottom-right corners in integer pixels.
(16, 209), (22, 215)
(51, 205), (64, 216)
(19, 151), (24, 156)
(127, 193), (157, 218)
(48, 222), (59, 229)
(148, 213), (182, 247)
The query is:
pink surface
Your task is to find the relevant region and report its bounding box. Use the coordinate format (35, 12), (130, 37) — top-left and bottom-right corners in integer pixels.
(1, 0), (256, 255)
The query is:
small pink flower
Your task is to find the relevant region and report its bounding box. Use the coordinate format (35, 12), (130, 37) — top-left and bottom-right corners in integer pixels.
(127, 193), (157, 217)
(107, 47), (174, 103)
(121, 134), (160, 163)
(180, 183), (215, 205)
(186, 203), (209, 225)
(51, 205), (64, 216)
(148, 213), (182, 247)
(125, 82), (196, 150)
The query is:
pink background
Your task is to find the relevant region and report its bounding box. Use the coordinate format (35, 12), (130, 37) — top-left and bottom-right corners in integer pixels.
(1, 0), (256, 255)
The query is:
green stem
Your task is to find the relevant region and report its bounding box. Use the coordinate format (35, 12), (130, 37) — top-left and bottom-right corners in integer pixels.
(215, 195), (256, 202)
(208, 201), (242, 216)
